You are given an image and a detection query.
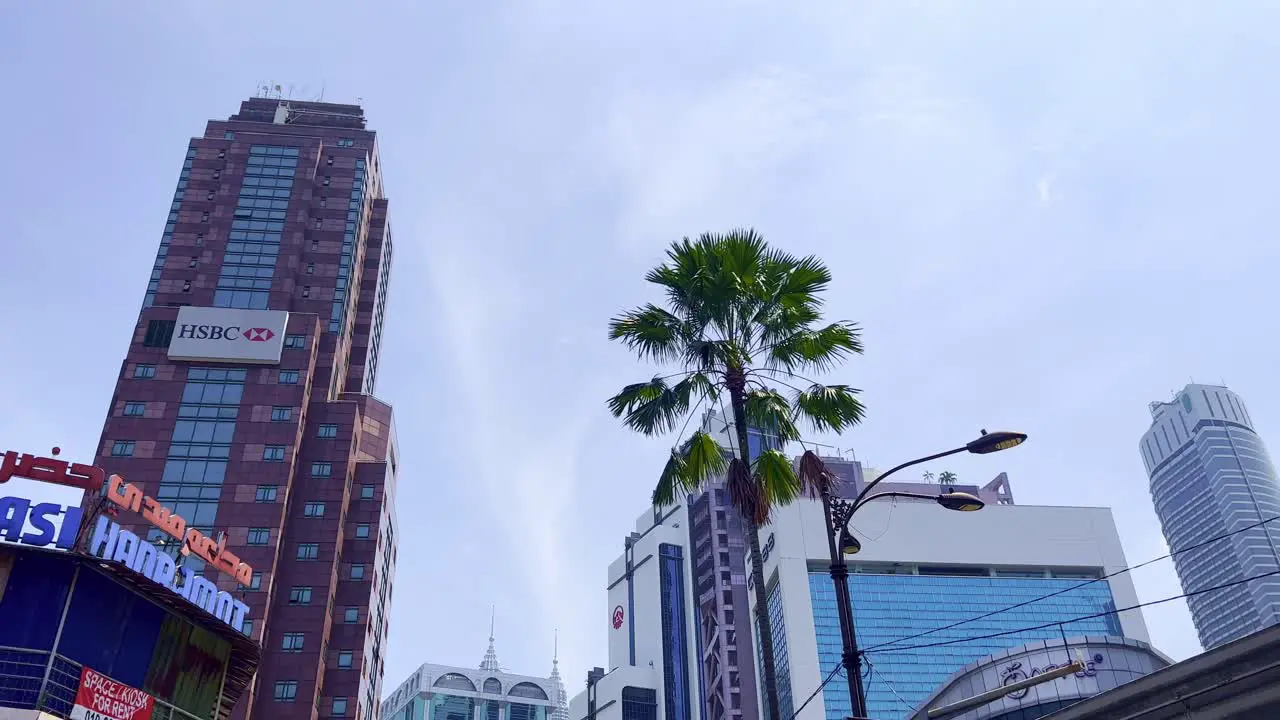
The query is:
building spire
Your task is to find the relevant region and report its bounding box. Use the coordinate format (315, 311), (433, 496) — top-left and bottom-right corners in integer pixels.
(549, 629), (569, 720)
(480, 605), (502, 672)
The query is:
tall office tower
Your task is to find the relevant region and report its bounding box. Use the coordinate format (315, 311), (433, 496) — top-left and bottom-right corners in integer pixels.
(1142, 383), (1280, 649)
(380, 636), (569, 720)
(569, 503), (702, 720)
(90, 97), (399, 720)
(749, 491), (1152, 720)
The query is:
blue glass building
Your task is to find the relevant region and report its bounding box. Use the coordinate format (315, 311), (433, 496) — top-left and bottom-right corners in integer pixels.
(1142, 384), (1280, 649)
(808, 569), (1121, 720)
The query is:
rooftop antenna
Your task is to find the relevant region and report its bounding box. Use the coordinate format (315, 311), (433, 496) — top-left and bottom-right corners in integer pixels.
(480, 605), (502, 672)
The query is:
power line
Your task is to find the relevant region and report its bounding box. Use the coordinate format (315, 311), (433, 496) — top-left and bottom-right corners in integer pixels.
(866, 567), (1280, 655)
(864, 656), (913, 713)
(862, 512), (1280, 653)
(787, 664), (843, 720)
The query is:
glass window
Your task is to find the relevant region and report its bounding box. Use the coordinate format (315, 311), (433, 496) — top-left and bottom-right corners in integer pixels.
(123, 402), (146, 417)
(303, 502), (325, 517)
(297, 543), (319, 560)
(255, 486), (278, 503)
(312, 462), (333, 477)
(271, 406), (292, 422)
(337, 651), (353, 669)
(279, 370), (300, 384)
(317, 424), (338, 438)
(250, 572), (262, 590)
(350, 565), (365, 580)
(284, 334), (307, 349)
(263, 445), (286, 461)
(111, 441), (135, 457)
(289, 587), (313, 605)
(247, 528), (270, 546)
(242, 619), (255, 637)
(274, 681), (297, 702)
(134, 364), (157, 379)
(332, 697), (348, 716)
(360, 485), (374, 500)
(343, 608), (358, 624)
(282, 632), (305, 652)
(143, 320), (176, 348)
(355, 525), (370, 539)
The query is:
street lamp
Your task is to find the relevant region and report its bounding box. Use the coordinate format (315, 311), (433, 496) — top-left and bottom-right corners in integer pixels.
(819, 430), (1027, 720)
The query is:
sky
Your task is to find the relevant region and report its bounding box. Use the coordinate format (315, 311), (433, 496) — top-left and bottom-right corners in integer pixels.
(3, 0), (1280, 703)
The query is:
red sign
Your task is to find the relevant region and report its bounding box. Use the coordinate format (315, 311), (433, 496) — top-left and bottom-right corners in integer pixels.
(70, 667), (154, 720)
(612, 605), (625, 630)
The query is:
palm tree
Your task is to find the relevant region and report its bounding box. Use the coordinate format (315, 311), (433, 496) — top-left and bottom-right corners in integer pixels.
(937, 470), (958, 487)
(606, 229), (866, 720)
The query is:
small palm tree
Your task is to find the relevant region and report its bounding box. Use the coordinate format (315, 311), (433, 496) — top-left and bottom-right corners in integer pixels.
(607, 229), (866, 720)
(937, 470), (958, 487)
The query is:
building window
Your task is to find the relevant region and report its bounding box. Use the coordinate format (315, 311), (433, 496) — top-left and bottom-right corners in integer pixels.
(247, 528), (270, 546)
(301, 285), (311, 298)
(303, 502), (325, 517)
(284, 334), (306, 349)
(271, 406), (292, 422)
(250, 572), (263, 590)
(242, 619), (254, 637)
(111, 441), (135, 457)
(323, 176), (331, 186)
(289, 587), (313, 605)
(282, 632), (305, 652)
(256, 486), (278, 503)
(311, 462), (333, 477)
(263, 445), (286, 461)
(296, 543), (319, 561)
(360, 485), (374, 500)
(133, 364), (157, 379)
(273, 681), (297, 702)
(350, 564), (366, 580)
(224, 131), (236, 140)
(143, 320), (176, 348)
(306, 262), (315, 274)
(182, 281), (191, 292)
(337, 651), (353, 669)
(343, 608), (358, 624)
(317, 424), (338, 439)
(279, 370), (300, 385)
(123, 402), (146, 417)
(189, 256), (199, 268)
(355, 525), (370, 539)
(332, 697), (348, 716)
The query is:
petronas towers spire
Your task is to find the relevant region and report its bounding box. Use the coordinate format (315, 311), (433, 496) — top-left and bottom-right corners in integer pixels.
(549, 630), (570, 720)
(480, 606), (502, 672)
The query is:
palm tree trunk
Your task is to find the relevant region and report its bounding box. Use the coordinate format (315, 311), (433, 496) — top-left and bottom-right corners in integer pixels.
(727, 369), (783, 720)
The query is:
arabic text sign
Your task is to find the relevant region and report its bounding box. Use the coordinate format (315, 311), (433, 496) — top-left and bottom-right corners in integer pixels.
(70, 667), (154, 720)
(0, 449), (104, 492)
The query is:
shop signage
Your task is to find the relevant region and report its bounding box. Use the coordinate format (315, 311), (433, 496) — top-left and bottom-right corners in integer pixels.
(70, 666), (154, 720)
(104, 475), (253, 586)
(1001, 653), (1106, 700)
(88, 514), (250, 633)
(168, 306), (288, 364)
(0, 448), (103, 491)
(612, 605), (625, 630)
(0, 495), (82, 549)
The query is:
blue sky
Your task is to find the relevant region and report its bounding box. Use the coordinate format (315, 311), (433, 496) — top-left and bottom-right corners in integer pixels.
(3, 0), (1279, 698)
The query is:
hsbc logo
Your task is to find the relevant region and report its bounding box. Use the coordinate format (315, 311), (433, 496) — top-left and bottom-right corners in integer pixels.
(168, 307), (289, 365)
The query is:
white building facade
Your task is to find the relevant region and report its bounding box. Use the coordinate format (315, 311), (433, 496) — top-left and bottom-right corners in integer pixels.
(568, 503), (703, 720)
(748, 499), (1151, 720)
(1141, 383), (1280, 649)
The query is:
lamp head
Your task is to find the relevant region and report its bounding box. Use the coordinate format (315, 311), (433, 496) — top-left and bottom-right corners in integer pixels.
(839, 528), (862, 555)
(965, 430), (1027, 455)
(936, 491), (985, 512)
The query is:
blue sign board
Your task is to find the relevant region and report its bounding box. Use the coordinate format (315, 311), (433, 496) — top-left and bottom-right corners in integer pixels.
(0, 495), (82, 549)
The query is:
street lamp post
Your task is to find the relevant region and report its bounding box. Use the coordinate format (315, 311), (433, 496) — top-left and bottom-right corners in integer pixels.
(820, 430), (1027, 720)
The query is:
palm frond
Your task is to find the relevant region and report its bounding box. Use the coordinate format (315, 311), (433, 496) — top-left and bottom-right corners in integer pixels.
(608, 304), (689, 364)
(725, 458), (768, 526)
(797, 449), (838, 498)
(744, 389), (801, 445)
(607, 373), (715, 435)
(768, 321), (864, 373)
(753, 449), (801, 523)
(653, 430), (730, 507)
(793, 383), (867, 434)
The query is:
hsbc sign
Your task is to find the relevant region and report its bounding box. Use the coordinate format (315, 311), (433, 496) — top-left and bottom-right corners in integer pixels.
(168, 306), (289, 364)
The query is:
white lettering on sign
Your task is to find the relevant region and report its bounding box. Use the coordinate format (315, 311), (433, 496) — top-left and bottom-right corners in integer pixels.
(167, 306), (289, 364)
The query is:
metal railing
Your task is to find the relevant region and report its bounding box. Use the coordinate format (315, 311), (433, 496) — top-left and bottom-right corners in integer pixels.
(0, 646), (204, 720)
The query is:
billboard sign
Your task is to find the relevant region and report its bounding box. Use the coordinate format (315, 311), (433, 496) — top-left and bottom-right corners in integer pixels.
(70, 667), (154, 720)
(0, 494), (82, 550)
(167, 306), (288, 364)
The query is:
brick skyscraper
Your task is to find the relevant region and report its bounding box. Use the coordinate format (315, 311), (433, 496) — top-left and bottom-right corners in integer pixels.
(90, 97), (398, 720)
